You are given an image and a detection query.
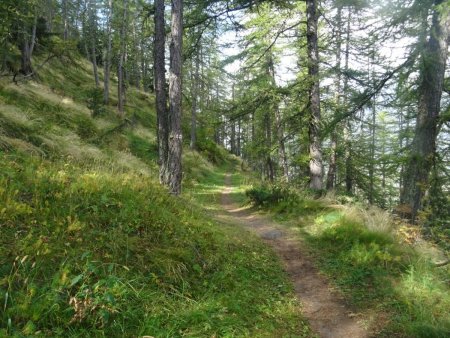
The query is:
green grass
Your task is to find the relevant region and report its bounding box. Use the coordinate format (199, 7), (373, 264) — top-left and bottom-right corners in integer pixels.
(0, 55), (311, 337)
(0, 153), (311, 337)
(247, 185), (450, 337)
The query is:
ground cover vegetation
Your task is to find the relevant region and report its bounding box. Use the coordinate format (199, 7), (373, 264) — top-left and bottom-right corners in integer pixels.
(0, 0), (449, 337)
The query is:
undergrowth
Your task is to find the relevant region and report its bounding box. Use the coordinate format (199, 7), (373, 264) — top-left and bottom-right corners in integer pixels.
(246, 183), (450, 337)
(0, 54), (311, 337)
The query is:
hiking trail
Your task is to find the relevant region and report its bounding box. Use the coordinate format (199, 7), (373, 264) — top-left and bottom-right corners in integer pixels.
(218, 174), (369, 338)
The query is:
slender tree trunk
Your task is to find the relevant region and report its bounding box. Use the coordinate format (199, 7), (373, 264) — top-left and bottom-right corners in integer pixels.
(369, 95), (376, 204)
(19, 33), (33, 76)
(91, 37), (100, 87)
(62, 0), (68, 40)
(344, 8), (352, 194)
(275, 107), (289, 181)
(140, 24), (148, 92)
(306, 0), (323, 191)
(190, 47), (200, 149)
(167, 0), (183, 195)
(399, 110), (404, 193)
(326, 6), (342, 190)
(30, 14), (37, 55)
(400, 0), (449, 221)
(117, 0), (128, 116)
(154, 0), (168, 184)
(132, 17), (141, 89)
(237, 118), (241, 156)
(84, 0), (99, 87)
(103, 0), (112, 104)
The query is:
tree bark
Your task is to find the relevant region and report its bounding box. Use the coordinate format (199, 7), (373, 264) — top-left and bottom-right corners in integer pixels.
(326, 5), (342, 190)
(154, 0), (168, 185)
(167, 0), (183, 195)
(344, 8), (352, 194)
(62, 0), (68, 40)
(19, 34), (33, 76)
(103, 0), (112, 104)
(400, 0), (449, 221)
(117, 0), (128, 116)
(190, 46), (200, 150)
(306, 0), (323, 191)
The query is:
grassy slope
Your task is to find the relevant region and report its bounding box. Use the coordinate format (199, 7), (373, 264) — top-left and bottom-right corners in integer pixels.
(0, 57), (310, 337)
(246, 186), (450, 337)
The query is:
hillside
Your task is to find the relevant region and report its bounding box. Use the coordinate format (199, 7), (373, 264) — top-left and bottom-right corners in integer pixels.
(0, 56), (311, 337)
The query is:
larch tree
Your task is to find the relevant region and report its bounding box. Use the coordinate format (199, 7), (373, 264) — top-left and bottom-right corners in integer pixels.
(306, 0), (323, 191)
(167, 0), (184, 195)
(400, 0), (450, 220)
(154, 0), (169, 185)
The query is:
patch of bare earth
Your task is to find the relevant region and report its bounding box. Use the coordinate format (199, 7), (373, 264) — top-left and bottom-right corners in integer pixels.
(219, 174), (370, 338)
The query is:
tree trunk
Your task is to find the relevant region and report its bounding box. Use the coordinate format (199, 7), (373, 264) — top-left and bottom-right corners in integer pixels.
(19, 34), (33, 76)
(326, 5), (342, 190)
(369, 95), (376, 204)
(103, 0), (112, 104)
(167, 0), (183, 195)
(275, 107), (289, 181)
(190, 47), (199, 150)
(91, 38), (99, 87)
(400, 0), (449, 221)
(237, 118), (241, 156)
(154, 0), (168, 185)
(30, 14), (37, 56)
(306, 0), (323, 191)
(117, 0), (128, 116)
(62, 0), (68, 40)
(344, 8), (352, 194)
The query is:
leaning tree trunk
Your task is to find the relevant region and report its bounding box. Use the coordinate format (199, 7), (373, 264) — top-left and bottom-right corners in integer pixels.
(400, 0), (449, 221)
(167, 0), (183, 195)
(306, 0), (323, 191)
(154, 0), (168, 185)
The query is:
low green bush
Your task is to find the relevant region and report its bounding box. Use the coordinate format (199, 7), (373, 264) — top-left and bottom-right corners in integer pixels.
(246, 184), (293, 206)
(196, 138), (228, 165)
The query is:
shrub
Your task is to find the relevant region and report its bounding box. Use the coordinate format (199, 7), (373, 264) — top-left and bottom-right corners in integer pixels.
(246, 184), (294, 206)
(196, 138), (228, 165)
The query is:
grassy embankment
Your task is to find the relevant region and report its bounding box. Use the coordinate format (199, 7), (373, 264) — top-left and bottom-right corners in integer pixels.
(246, 184), (450, 337)
(0, 56), (311, 337)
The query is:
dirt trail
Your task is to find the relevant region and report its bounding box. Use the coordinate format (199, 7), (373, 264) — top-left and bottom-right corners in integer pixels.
(219, 174), (369, 338)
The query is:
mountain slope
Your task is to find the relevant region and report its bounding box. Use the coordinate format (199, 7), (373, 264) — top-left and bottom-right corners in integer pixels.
(0, 56), (311, 337)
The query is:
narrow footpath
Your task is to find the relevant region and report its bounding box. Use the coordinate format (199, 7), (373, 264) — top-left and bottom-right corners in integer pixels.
(219, 174), (369, 338)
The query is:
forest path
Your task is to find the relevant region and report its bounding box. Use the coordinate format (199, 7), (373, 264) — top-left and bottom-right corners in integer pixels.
(218, 174), (369, 338)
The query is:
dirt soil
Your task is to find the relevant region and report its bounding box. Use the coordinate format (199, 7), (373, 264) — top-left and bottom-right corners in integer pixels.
(219, 174), (370, 338)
